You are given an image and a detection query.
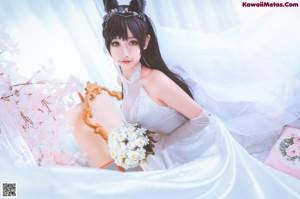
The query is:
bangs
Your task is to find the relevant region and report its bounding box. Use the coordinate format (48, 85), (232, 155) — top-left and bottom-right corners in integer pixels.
(103, 15), (148, 51)
(105, 16), (129, 42)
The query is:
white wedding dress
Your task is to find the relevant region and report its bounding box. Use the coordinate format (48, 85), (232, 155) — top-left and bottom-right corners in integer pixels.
(154, 8), (300, 161)
(1, 63), (300, 199)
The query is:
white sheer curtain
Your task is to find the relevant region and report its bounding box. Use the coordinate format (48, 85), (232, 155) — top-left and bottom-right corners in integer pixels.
(1, 0), (300, 164)
(0, 0), (116, 90)
(0, 0), (260, 91)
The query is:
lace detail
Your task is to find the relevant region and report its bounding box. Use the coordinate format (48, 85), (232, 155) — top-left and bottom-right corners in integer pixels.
(120, 64), (141, 84)
(116, 63), (142, 97)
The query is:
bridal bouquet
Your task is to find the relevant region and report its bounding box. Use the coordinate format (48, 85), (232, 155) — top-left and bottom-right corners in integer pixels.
(108, 123), (156, 169)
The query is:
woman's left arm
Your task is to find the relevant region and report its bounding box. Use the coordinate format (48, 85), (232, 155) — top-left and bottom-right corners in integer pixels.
(146, 70), (210, 152)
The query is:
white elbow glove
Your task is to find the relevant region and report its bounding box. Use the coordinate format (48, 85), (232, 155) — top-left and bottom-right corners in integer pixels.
(154, 110), (210, 154)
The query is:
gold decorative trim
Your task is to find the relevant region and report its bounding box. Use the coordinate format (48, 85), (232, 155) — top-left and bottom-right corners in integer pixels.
(82, 82), (122, 143)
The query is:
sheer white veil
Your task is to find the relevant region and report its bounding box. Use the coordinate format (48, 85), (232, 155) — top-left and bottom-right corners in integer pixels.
(151, 9), (300, 136)
(0, 102), (37, 167)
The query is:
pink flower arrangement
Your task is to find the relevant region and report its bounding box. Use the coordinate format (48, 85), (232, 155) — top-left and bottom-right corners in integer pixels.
(293, 136), (300, 147)
(0, 31), (87, 166)
(279, 134), (300, 165)
(39, 151), (86, 166)
(286, 145), (300, 158)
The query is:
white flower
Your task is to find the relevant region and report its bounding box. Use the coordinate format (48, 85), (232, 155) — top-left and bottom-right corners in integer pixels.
(107, 123), (154, 169)
(135, 137), (149, 148)
(127, 141), (137, 150)
(127, 129), (138, 140)
(125, 157), (139, 167)
(117, 142), (128, 153)
(118, 152), (127, 159)
(117, 131), (127, 142)
(127, 150), (140, 161)
(110, 150), (117, 158)
(115, 156), (124, 166)
(120, 125), (128, 134)
(136, 148), (147, 159)
(108, 138), (118, 150)
(109, 131), (117, 140)
(137, 127), (147, 135)
(127, 125), (136, 131)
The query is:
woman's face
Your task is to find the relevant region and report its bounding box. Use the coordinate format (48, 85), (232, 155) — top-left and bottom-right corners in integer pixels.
(110, 28), (149, 75)
(110, 29), (141, 74)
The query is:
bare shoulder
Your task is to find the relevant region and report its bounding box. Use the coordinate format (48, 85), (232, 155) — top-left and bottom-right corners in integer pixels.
(140, 65), (202, 117)
(140, 66), (170, 105)
(141, 66), (169, 88)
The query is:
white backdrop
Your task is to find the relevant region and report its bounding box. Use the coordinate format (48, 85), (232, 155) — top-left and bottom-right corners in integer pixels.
(0, 0), (284, 91)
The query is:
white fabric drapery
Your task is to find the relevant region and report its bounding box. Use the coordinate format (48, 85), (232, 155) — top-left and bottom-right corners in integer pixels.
(2, 0), (293, 89)
(1, 0), (300, 158)
(1, 1), (300, 198)
(0, 0), (268, 87)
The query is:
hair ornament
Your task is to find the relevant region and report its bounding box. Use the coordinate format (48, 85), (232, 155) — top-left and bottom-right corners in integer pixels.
(129, 0), (146, 13)
(103, 0), (119, 12)
(102, 0), (147, 29)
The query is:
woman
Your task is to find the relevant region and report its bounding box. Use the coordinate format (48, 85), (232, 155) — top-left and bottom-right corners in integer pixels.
(101, 0), (299, 173)
(102, 0), (211, 170)
(0, 0), (299, 198)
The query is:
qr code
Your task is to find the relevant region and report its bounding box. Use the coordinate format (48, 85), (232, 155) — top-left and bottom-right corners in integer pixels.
(2, 183), (17, 198)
